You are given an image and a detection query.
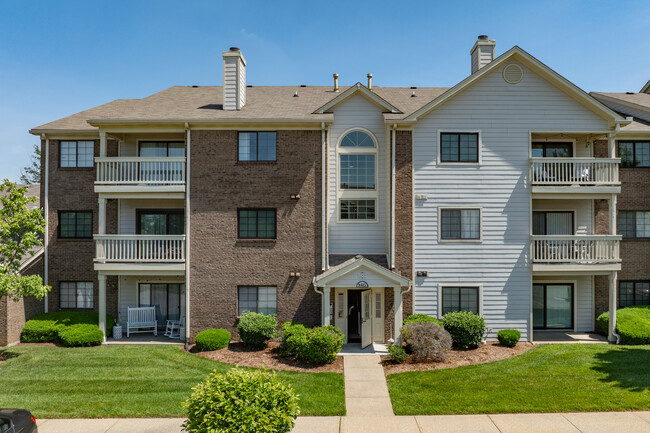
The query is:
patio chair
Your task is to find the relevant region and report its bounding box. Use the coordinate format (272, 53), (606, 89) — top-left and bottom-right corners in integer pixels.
(165, 312), (185, 339)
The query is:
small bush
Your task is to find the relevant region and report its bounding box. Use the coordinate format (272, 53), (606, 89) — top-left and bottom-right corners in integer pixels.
(58, 323), (104, 347)
(497, 329), (520, 347)
(183, 368), (299, 433)
(442, 311), (485, 349)
(21, 311), (115, 343)
(387, 344), (407, 363)
(401, 322), (452, 361)
(598, 306), (650, 345)
(295, 326), (344, 365)
(403, 314), (443, 327)
(195, 329), (231, 351)
(237, 312), (278, 348)
(280, 322), (308, 357)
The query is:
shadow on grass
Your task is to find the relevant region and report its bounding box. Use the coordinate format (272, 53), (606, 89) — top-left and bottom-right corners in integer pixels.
(0, 349), (20, 362)
(591, 346), (650, 392)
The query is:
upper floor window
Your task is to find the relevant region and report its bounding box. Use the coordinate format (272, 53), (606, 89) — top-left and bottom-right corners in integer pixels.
(137, 209), (184, 235)
(619, 281), (649, 308)
(440, 133), (479, 163)
(533, 211), (574, 235)
(59, 211), (92, 239)
(60, 282), (94, 309)
(340, 154), (375, 190)
(238, 132), (276, 162)
(60, 141), (94, 168)
(619, 211), (650, 238)
(139, 141), (185, 157)
(238, 209), (276, 239)
(340, 199), (376, 220)
(531, 142), (573, 158)
(619, 141), (650, 168)
(440, 208), (481, 240)
(340, 130), (375, 147)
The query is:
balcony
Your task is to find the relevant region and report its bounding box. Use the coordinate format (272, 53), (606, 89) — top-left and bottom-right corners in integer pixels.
(530, 158), (620, 196)
(94, 234), (186, 275)
(95, 157), (186, 197)
(531, 235), (621, 274)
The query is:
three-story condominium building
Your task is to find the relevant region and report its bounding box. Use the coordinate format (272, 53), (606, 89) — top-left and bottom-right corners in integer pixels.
(28, 36), (650, 346)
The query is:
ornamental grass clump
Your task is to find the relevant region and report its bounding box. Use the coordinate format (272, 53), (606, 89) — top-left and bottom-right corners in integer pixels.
(400, 321), (452, 361)
(497, 329), (521, 347)
(442, 311), (485, 349)
(237, 312), (278, 348)
(183, 368), (300, 433)
(195, 329), (231, 351)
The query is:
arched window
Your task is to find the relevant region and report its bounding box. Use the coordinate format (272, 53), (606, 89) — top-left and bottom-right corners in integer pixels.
(340, 131), (375, 148)
(337, 129), (378, 221)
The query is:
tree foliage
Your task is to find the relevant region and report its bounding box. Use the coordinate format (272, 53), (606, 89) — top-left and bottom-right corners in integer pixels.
(19, 144), (41, 185)
(0, 179), (50, 301)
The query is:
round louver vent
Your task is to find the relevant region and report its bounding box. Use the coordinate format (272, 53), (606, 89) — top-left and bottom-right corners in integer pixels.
(503, 64), (523, 84)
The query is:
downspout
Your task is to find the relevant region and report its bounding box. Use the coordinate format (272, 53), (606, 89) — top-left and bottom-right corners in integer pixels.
(391, 124), (397, 269)
(42, 134), (49, 313)
(321, 122), (326, 271)
(184, 123), (191, 350)
(326, 123), (331, 269)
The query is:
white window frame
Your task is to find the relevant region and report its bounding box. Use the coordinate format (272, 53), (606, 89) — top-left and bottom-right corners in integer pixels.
(438, 206), (483, 243)
(437, 130), (482, 166)
(437, 283), (483, 318)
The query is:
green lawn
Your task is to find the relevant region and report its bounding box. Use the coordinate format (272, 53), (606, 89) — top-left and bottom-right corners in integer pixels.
(0, 345), (344, 418)
(387, 344), (650, 415)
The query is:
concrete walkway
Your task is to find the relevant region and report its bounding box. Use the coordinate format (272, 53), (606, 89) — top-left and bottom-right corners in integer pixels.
(343, 355), (394, 416)
(38, 412), (650, 432)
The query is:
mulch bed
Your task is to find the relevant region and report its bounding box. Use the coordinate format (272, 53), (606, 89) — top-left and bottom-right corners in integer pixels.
(193, 341), (344, 373)
(382, 342), (534, 374)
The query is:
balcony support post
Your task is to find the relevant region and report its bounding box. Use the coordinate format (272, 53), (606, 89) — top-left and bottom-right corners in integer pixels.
(322, 286), (331, 326)
(608, 271), (618, 343)
(98, 197), (106, 260)
(608, 194), (617, 236)
(99, 131), (107, 158)
(98, 273), (107, 342)
(394, 287), (403, 344)
(608, 134), (615, 159)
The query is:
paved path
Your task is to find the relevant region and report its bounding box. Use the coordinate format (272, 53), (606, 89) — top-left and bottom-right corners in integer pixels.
(38, 412), (650, 432)
(343, 354), (393, 416)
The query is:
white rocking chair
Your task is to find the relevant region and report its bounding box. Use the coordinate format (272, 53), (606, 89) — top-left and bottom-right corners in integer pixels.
(165, 312), (185, 339)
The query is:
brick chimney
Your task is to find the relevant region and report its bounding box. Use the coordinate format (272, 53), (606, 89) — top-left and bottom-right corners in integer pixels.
(222, 47), (246, 110)
(470, 35), (496, 74)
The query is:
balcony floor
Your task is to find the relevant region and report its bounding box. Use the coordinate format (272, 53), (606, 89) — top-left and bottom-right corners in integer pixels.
(105, 334), (184, 345)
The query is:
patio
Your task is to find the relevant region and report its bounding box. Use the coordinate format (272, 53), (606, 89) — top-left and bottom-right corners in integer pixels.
(105, 334), (184, 345)
(533, 331), (608, 344)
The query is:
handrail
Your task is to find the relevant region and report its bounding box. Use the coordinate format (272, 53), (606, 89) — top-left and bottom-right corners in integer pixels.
(95, 234), (186, 263)
(95, 157), (186, 185)
(531, 235), (621, 264)
(530, 157), (620, 186)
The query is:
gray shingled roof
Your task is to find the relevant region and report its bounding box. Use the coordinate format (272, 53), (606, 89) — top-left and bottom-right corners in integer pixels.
(591, 92), (650, 110)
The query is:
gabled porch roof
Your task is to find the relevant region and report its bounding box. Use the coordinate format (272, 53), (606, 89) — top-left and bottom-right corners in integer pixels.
(313, 255), (411, 288)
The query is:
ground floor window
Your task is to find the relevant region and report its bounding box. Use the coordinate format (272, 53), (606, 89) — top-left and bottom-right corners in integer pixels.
(441, 287), (479, 315)
(533, 283), (573, 329)
(238, 286), (277, 316)
(619, 281), (650, 307)
(60, 282), (94, 309)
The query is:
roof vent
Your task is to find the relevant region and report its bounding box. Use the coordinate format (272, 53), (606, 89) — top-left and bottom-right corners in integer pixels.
(300, 84), (307, 87)
(411, 91), (416, 97)
(229, 47), (240, 52)
(503, 63), (523, 84)
(192, 85), (198, 88)
(410, 86), (417, 89)
(626, 91), (635, 95)
(293, 91), (299, 97)
(333, 73), (339, 92)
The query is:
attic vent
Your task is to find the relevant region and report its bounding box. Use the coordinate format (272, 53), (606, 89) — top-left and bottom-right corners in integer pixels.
(503, 64), (523, 84)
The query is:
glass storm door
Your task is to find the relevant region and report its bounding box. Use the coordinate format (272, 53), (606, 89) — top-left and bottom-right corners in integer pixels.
(533, 284), (573, 329)
(361, 290), (372, 348)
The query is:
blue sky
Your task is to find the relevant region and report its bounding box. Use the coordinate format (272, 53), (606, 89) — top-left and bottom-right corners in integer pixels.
(1, 0), (648, 181)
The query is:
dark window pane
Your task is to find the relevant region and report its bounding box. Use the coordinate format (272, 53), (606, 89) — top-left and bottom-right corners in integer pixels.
(238, 286), (257, 316)
(339, 200), (375, 220)
(441, 209), (461, 239)
(441, 133), (478, 162)
(637, 211), (650, 238)
(238, 209), (275, 239)
(76, 212), (92, 238)
(636, 142), (650, 167)
(59, 212), (77, 238)
(531, 143), (544, 158)
(544, 143), (572, 157)
(442, 287), (479, 315)
(533, 212), (546, 235)
(441, 134), (459, 162)
(619, 211), (636, 238)
(635, 282), (650, 306)
(619, 282), (634, 307)
(619, 142), (634, 167)
(257, 132), (277, 161)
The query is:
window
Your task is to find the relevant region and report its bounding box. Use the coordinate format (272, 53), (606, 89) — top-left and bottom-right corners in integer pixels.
(60, 282), (94, 309)
(533, 211), (574, 235)
(440, 208), (480, 240)
(340, 199), (375, 220)
(59, 211), (92, 239)
(60, 141), (94, 167)
(531, 142), (573, 158)
(137, 210), (184, 235)
(619, 211), (650, 238)
(139, 141), (185, 157)
(440, 133), (479, 162)
(619, 281), (650, 307)
(238, 132), (276, 162)
(238, 209), (276, 239)
(619, 141), (650, 168)
(340, 130), (374, 147)
(238, 286), (277, 316)
(340, 154), (375, 189)
(375, 293), (382, 319)
(442, 287), (479, 315)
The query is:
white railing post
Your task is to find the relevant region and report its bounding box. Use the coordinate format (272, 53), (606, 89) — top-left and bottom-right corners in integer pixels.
(530, 158), (620, 186)
(530, 235), (621, 264)
(93, 235), (186, 263)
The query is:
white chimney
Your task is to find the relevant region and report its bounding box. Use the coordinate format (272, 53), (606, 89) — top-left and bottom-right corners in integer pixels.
(222, 47), (246, 110)
(470, 35), (495, 74)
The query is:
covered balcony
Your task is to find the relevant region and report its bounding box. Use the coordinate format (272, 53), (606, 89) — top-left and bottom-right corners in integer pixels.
(94, 234), (186, 274)
(530, 157), (620, 194)
(95, 157), (186, 196)
(531, 235), (621, 273)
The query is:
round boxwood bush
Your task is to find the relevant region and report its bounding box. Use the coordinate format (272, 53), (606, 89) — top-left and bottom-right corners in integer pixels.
(279, 322), (308, 357)
(442, 311), (485, 349)
(387, 343), (407, 363)
(183, 368), (299, 433)
(401, 321), (452, 361)
(294, 325), (344, 365)
(403, 313), (443, 327)
(598, 305), (650, 345)
(58, 323), (104, 347)
(195, 329), (231, 351)
(497, 329), (520, 347)
(237, 312), (278, 348)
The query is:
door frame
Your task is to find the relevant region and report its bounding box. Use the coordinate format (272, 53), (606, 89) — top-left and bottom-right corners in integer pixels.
(137, 282), (185, 329)
(333, 287), (385, 345)
(532, 281), (577, 331)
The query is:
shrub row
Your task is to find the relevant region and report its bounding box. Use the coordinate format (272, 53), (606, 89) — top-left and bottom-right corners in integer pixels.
(598, 305), (650, 345)
(21, 311), (114, 347)
(195, 329), (231, 351)
(281, 322), (344, 365)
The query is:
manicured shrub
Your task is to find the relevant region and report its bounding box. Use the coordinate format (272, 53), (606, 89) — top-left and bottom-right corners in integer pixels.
(21, 311), (115, 343)
(387, 343), (407, 363)
(401, 321), (452, 361)
(598, 306), (650, 345)
(183, 368), (299, 433)
(403, 313), (443, 327)
(237, 312), (278, 348)
(442, 311), (485, 349)
(279, 322), (308, 357)
(195, 329), (231, 351)
(295, 326), (344, 365)
(497, 329), (520, 347)
(58, 323), (104, 347)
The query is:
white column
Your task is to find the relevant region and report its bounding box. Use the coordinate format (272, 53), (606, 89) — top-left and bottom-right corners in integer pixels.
(608, 134), (616, 159)
(394, 287), (403, 343)
(609, 194), (617, 235)
(608, 271), (618, 343)
(322, 286), (331, 326)
(99, 131), (107, 157)
(98, 273), (107, 342)
(98, 197), (106, 234)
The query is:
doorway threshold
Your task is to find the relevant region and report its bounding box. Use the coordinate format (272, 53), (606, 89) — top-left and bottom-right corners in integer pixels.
(338, 343), (388, 356)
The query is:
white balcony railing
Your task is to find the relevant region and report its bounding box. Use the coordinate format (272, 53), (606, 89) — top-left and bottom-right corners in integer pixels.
(95, 157), (186, 185)
(531, 235), (621, 264)
(530, 158), (619, 186)
(94, 235), (186, 263)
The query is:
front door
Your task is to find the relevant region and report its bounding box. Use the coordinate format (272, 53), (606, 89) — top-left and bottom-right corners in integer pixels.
(361, 290), (372, 348)
(533, 284), (574, 329)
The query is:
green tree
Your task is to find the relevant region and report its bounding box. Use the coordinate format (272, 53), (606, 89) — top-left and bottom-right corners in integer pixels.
(0, 180), (50, 301)
(19, 144), (41, 185)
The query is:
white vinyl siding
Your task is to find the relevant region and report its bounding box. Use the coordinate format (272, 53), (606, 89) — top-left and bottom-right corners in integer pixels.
(413, 62), (611, 340)
(328, 95), (387, 254)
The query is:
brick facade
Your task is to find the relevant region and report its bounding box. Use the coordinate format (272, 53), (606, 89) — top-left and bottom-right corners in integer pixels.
(189, 130), (323, 339)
